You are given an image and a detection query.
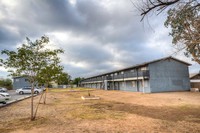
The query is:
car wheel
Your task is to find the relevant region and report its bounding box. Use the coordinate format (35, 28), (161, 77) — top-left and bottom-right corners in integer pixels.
(19, 91), (24, 95)
(3, 101), (6, 104)
(34, 91), (39, 95)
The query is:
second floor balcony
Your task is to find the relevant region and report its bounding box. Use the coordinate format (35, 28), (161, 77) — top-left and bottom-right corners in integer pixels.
(81, 70), (150, 83)
(110, 70), (149, 80)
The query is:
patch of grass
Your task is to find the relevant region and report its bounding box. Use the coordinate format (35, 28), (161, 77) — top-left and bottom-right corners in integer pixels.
(0, 128), (12, 133)
(1, 89), (200, 133)
(89, 102), (200, 123)
(177, 104), (196, 110)
(62, 99), (125, 120)
(75, 87), (95, 91)
(49, 88), (71, 92)
(0, 117), (49, 133)
(66, 104), (125, 120)
(49, 88), (95, 93)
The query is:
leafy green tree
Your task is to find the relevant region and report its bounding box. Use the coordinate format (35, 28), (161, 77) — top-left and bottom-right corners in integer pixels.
(0, 36), (64, 120)
(37, 67), (71, 87)
(73, 77), (84, 86)
(165, 4), (200, 63)
(37, 62), (64, 87)
(57, 72), (71, 85)
(37, 62), (64, 104)
(138, 0), (200, 63)
(0, 78), (12, 89)
(37, 66), (71, 104)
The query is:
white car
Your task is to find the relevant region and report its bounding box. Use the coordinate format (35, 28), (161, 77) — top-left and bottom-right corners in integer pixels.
(16, 87), (43, 95)
(0, 87), (7, 92)
(0, 92), (11, 100)
(0, 94), (6, 104)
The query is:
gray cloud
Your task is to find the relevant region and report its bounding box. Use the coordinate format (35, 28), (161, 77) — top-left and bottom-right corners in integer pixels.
(0, 0), (198, 79)
(67, 45), (112, 63)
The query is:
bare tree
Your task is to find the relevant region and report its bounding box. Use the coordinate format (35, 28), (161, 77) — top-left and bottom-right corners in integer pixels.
(137, 0), (200, 63)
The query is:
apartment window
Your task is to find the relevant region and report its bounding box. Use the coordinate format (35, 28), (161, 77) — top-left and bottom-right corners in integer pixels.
(114, 73), (118, 75)
(25, 79), (29, 82)
(132, 81), (136, 87)
(121, 71), (124, 74)
(15, 79), (19, 82)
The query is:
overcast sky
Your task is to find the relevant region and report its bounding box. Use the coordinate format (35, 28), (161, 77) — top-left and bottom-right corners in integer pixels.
(0, 0), (199, 79)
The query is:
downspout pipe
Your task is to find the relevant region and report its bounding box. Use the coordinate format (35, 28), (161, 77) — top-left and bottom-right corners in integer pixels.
(123, 72), (125, 90)
(112, 74), (114, 90)
(136, 68), (139, 92)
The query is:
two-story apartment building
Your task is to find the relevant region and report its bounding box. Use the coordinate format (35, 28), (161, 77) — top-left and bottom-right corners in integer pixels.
(190, 73), (200, 91)
(13, 76), (31, 89)
(80, 56), (191, 93)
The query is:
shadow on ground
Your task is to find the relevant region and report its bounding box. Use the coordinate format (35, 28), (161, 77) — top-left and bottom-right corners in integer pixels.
(90, 102), (200, 123)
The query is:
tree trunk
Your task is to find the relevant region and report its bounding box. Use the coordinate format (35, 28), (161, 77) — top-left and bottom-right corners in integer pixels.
(43, 88), (47, 104)
(33, 91), (44, 118)
(31, 83), (35, 120)
(43, 82), (49, 104)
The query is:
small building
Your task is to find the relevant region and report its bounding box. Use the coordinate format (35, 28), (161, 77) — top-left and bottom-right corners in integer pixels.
(190, 73), (200, 91)
(13, 76), (31, 89)
(80, 56), (191, 93)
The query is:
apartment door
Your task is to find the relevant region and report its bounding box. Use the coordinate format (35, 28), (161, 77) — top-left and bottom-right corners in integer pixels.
(114, 82), (120, 90)
(138, 80), (144, 92)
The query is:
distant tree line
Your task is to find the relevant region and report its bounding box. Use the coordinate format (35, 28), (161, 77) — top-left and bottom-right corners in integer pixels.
(0, 78), (12, 89)
(72, 77), (84, 86)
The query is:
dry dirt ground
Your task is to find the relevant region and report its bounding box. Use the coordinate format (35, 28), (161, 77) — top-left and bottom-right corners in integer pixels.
(0, 88), (200, 133)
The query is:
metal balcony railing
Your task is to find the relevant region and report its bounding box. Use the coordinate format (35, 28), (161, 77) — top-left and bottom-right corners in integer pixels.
(81, 70), (150, 83)
(124, 70), (149, 78)
(113, 74), (124, 79)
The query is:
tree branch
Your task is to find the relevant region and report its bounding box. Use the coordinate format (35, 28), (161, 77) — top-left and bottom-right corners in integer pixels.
(140, 0), (180, 21)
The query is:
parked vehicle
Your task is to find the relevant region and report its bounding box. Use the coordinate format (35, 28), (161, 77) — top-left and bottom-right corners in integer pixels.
(0, 95), (6, 104)
(16, 87), (43, 95)
(0, 87), (7, 92)
(0, 92), (11, 100)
